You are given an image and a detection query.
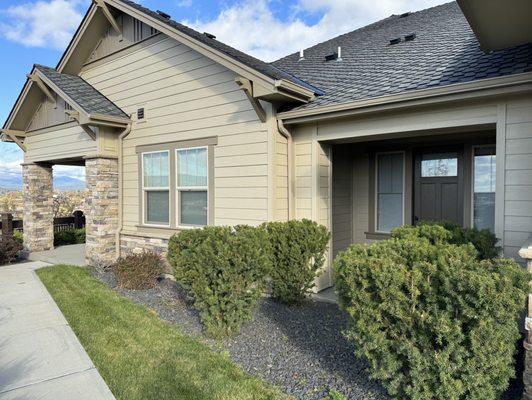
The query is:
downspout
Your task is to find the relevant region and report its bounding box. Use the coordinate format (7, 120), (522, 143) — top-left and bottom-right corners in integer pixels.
(116, 122), (132, 259)
(277, 119), (294, 220)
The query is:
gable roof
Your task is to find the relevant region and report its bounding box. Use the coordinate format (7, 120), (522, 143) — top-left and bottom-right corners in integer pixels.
(114, 0), (323, 96)
(272, 1), (532, 112)
(35, 65), (127, 119)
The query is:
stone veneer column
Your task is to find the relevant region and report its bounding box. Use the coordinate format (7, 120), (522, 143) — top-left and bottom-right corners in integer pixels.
(85, 157), (119, 267)
(22, 163), (54, 252)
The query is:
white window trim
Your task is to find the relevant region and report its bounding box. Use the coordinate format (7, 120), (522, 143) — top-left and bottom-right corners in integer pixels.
(470, 144), (496, 230)
(176, 146), (209, 229)
(141, 150), (170, 227)
(375, 151), (406, 234)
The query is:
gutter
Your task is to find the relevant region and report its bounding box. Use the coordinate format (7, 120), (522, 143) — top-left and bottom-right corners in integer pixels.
(277, 120), (294, 220)
(278, 71), (532, 123)
(116, 122), (132, 259)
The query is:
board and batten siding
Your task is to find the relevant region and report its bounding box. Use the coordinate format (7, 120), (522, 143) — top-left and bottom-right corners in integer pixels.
(503, 97), (532, 260)
(274, 132), (289, 221)
(80, 35), (271, 233)
(331, 149), (353, 257)
(24, 123), (97, 163)
(26, 98), (75, 132)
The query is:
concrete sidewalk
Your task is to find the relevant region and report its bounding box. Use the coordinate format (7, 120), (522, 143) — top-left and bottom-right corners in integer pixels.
(28, 244), (86, 267)
(0, 261), (115, 400)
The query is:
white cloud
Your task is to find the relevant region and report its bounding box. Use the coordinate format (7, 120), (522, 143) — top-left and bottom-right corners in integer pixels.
(185, 0), (449, 61)
(0, 0), (86, 49)
(55, 165), (85, 179)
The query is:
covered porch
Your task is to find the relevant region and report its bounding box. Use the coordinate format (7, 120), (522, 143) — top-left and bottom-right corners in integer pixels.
(1, 64), (130, 267)
(328, 127), (498, 259)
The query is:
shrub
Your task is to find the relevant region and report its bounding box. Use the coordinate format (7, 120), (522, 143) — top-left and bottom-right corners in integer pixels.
(168, 225), (271, 337)
(263, 219), (331, 304)
(335, 224), (528, 400)
(417, 220), (500, 260)
(54, 228), (86, 247)
(0, 235), (23, 265)
(112, 251), (164, 290)
(13, 230), (23, 245)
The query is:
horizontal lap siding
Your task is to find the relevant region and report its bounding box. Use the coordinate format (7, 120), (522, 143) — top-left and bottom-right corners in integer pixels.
(25, 124), (97, 163)
(81, 36), (268, 231)
(504, 98), (532, 261)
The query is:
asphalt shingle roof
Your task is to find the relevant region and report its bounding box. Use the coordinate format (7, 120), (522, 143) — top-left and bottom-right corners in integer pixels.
(35, 65), (128, 119)
(116, 0), (323, 95)
(272, 1), (532, 112)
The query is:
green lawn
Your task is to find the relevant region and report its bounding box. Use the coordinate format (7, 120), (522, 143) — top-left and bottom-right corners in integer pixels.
(37, 265), (289, 400)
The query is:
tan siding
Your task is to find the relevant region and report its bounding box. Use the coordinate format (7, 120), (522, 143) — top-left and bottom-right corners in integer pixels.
(25, 124), (97, 163)
(353, 153), (370, 244)
(503, 97), (532, 260)
(27, 98), (75, 132)
(274, 132), (289, 221)
(81, 35), (268, 231)
(332, 150), (353, 258)
(86, 14), (158, 64)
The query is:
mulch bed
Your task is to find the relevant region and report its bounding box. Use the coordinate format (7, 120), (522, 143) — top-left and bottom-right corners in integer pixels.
(91, 267), (523, 400)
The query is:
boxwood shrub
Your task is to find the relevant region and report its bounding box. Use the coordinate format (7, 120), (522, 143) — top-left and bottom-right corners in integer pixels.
(335, 224), (528, 400)
(418, 220), (500, 260)
(54, 228), (86, 247)
(263, 219), (330, 304)
(167, 225), (271, 337)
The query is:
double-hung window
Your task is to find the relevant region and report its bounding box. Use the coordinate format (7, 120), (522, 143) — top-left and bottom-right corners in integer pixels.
(376, 152), (404, 232)
(142, 151), (170, 226)
(176, 147), (208, 227)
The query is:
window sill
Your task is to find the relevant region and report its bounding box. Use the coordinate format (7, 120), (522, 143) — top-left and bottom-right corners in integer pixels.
(364, 231), (391, 240)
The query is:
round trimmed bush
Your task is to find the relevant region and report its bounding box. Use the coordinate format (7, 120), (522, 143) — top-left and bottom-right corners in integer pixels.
(112, 251), (164, 290)
(263, 219), (330, 304)
(417, 220), (500, 260)
(335, 224), (528, 400)
(167, 225), (271, 337)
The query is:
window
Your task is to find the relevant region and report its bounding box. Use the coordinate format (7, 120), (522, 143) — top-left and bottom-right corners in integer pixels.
(142, 151), (170, 225)
(421, 153), (458, 177)
(376, 153), (404, 232)
(473, 146), (496, 233)
(176, 147), (208, 227)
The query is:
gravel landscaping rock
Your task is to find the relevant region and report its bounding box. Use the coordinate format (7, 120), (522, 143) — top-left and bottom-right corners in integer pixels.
(91, 267), (523, 400)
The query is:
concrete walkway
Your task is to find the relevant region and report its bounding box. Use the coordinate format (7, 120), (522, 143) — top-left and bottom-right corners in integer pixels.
(28, 244), (86, 266)
(0, 261), (115, 400)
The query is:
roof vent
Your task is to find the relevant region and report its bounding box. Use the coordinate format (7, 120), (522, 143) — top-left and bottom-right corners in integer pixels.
(156, 10), (171, 19)
(399, 12), (411, 18)
(203, 32), (216, 39)
(404, 32), (416, 41)
(298, 49), (305, 61)
(389, 37), (402, 45)
(337, 46), (343, 61)
(325, 52), (338, 61)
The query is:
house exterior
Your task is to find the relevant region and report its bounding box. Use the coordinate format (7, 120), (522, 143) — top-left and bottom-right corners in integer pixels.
(2, 0), (532, 292)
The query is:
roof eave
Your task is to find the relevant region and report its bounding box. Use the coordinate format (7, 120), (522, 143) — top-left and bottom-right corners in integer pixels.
(59, 0), (315, 103)
(278, 72), (532, 123)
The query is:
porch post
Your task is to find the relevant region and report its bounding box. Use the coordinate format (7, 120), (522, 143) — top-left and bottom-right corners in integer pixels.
(520, 237), (532, 399)
(22, 163), (54, 252)
(85, 157), (119, 267)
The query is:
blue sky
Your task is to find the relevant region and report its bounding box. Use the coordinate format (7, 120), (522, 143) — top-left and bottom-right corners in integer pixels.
(0, 0), (447, 181)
